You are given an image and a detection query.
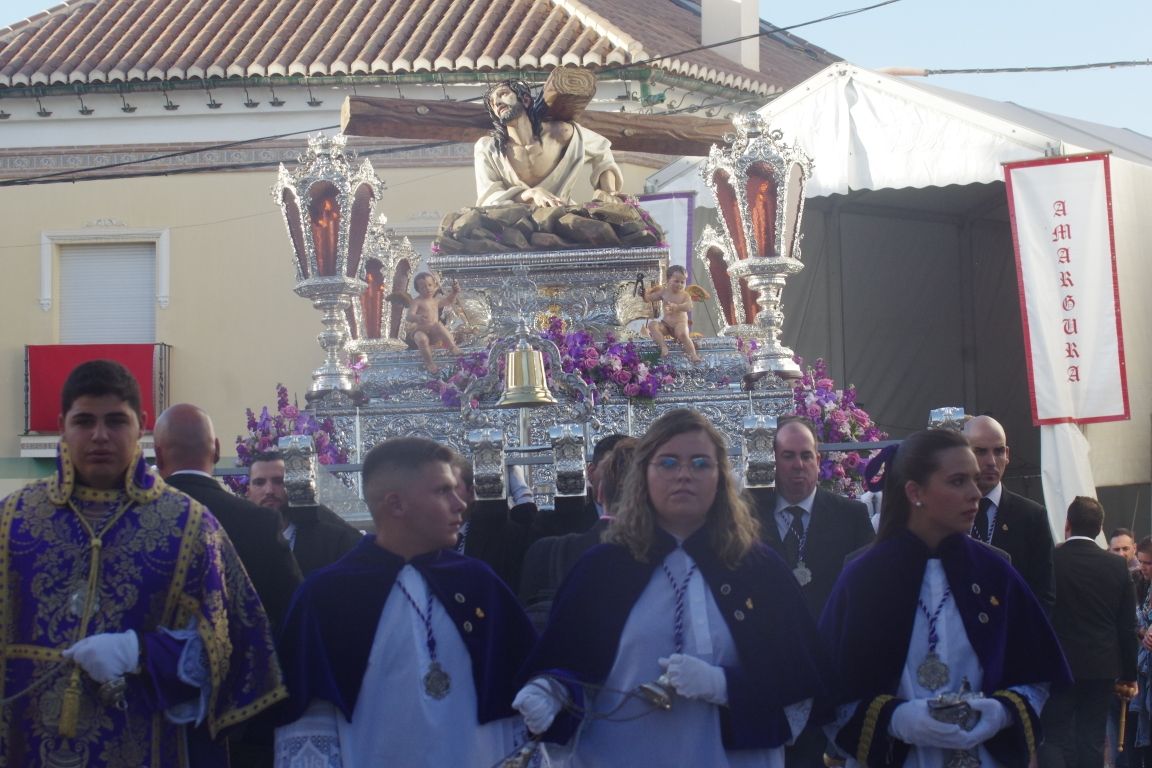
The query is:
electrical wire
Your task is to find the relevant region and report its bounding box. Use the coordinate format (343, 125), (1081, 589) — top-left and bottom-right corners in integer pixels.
(919, 60), (1151, 77)
(0, 1), (906, 188)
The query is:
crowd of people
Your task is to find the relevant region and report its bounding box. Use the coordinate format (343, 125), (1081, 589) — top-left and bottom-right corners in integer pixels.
(0, 358), (1144, 767)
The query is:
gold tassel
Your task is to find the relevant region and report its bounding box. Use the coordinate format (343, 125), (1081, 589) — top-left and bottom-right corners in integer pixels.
(58, 668), (82, 738)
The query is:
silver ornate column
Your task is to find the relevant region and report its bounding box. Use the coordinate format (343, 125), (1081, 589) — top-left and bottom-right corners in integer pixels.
(279, 435), (318, 507)
(273, 134), (383, 395)
(549, 424), (587, 497)
(467, 428), (507, 501)
(741, 415), (778, 488)
(699, 112), (813, 379)
(928, 407), (969, 431)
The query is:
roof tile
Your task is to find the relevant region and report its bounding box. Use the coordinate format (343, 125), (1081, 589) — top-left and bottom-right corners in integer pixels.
(0, 0), (838, 94)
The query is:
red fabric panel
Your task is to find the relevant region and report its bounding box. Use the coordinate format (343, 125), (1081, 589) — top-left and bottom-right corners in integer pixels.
(27, 345), (157, 431)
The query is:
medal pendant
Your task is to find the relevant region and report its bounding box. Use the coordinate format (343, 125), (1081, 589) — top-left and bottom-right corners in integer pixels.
(945, 749), (982, 768)
(793, 563), (812, 586)
(917, 652), (950, 691)
(423, 661), (451, 699)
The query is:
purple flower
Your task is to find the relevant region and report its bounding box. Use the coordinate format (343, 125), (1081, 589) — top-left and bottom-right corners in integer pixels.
(623, 382), (641, 397)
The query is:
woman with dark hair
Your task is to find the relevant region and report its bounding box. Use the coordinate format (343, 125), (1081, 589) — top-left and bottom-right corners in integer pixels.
(819, 429), (1070, 766)
(514, 408), (825, 766)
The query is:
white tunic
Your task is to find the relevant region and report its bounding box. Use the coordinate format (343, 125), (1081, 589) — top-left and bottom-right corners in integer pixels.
(567, 546), (806, 768)
(835, 560), (1047, 768)
(274, 565), (521, 767)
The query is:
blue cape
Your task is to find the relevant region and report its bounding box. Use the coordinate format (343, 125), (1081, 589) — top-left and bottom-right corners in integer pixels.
(819, 530), (1072, 765)
(278, 538), (537, 724)
(522, 527), (829, 749)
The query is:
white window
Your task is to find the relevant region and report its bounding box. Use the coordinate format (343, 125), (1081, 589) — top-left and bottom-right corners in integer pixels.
(58, 243), (156, 343)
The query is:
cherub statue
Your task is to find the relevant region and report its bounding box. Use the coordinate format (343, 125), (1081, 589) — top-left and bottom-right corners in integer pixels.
(644, 265), (710, 364)
(388, 271), (462, 374)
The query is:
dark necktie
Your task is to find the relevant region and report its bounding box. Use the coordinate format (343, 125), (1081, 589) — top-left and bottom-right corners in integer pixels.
(783, 505), (805, 568)
(973, 497), (993, 542)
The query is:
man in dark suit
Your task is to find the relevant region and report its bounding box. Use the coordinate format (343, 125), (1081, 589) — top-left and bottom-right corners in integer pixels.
(247, 450), (363, 576)
(1041, 496), (1138, 768)
(963, 414), (1056, 612)
(153, 404), (302, 631)
(749, 417), (875, 619)
(748, 416), (873, 768)
(154, 404), (304, 768)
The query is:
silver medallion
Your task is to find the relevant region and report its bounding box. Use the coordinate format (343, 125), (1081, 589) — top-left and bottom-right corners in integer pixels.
(917, 652), (950, 691)
(423, 661), (451, 699)
(793, 563), (812, 586)
(68, 588), (97, 618)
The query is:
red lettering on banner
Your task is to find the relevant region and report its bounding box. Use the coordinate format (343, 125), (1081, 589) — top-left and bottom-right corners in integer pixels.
(1051, 200), (1080, 386)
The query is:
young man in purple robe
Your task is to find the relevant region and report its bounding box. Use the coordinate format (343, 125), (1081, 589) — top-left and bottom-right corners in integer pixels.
(0, 359), (286, 766)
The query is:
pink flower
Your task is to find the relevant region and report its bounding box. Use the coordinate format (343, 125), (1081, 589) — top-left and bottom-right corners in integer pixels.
(614, 370), (632, 385)
(623, 382), (641, 397)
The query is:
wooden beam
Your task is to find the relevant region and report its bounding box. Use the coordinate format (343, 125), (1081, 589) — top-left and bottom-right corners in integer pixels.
(341, 96), (490, 144)
(341, 95), (733, 156)
(540, 66), (596, 122)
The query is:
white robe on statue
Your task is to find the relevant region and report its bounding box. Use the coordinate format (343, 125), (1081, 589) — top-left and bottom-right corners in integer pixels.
(474, 123), (620, 206)
(274, 565), (522, 767)
(833, 560), (1048, 768)
(566, 546), (807, 768)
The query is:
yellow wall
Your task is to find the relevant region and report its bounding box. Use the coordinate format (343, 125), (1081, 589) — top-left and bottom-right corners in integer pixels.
(0, 154), (657, 481)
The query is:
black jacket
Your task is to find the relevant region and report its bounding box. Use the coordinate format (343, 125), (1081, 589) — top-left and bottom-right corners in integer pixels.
(165, 472), (302, 631)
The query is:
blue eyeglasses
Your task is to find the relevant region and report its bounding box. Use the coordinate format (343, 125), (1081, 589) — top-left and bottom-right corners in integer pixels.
(650, 456), (717, 475)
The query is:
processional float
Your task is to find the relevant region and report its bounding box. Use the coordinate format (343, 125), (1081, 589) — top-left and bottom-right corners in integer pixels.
(272, 86), (815, 510)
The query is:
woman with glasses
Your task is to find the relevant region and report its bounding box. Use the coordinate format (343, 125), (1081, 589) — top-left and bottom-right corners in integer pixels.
(514, 408), (825, 766)
(819, 429), (1070, 766)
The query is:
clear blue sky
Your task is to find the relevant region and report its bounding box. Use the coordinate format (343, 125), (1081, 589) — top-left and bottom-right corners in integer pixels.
(764, 0), (1151, 136)
(3, 0), (1149, 135)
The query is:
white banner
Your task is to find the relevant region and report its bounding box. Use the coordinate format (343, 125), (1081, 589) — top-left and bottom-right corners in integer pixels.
(1004, 154), (1129, 425)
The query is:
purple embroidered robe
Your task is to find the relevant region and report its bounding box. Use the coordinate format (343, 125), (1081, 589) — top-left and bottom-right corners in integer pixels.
(0, 445), (286, 766)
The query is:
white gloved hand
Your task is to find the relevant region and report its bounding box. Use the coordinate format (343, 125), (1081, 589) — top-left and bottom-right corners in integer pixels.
(513, 677), (565, 735)
(658, 654), (728, 705)
(507, 466), (534, 506)
(888, 699), (973, 750)
(62, 630), (140, 683)
(954, 697), (1011, 749)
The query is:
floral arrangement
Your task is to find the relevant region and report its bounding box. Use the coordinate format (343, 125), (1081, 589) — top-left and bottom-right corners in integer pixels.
(428, 315), (677, 408)
(226, 384), (349, 493)
(792, 357), (887, 498)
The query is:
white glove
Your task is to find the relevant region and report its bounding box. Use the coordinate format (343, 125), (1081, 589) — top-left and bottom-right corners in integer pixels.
(888, 699), (974, 750)
(658, 654), (728, 705)
(955, 697), (1011, 748)
(513, 677), (565, 734)
(508, 466), (533, 506)
(63, 630), (140, 683)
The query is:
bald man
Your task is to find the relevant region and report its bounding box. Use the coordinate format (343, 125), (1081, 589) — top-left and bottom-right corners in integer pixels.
(155, 404), (302, 630)
(963, 414), (1055, 612)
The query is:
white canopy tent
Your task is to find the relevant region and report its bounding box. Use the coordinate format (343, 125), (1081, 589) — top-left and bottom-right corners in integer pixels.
(648, 64), (1152, 534)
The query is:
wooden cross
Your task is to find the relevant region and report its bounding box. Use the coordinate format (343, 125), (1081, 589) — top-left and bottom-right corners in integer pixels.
(341, 67), (735, 156)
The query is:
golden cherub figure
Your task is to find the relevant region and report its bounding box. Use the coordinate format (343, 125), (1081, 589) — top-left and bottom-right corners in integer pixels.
(644, 264), (710, 364)
(389, 271), (462, 374)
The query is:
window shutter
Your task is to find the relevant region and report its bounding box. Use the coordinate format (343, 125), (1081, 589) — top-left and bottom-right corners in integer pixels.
(59, 243), (156, 343)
